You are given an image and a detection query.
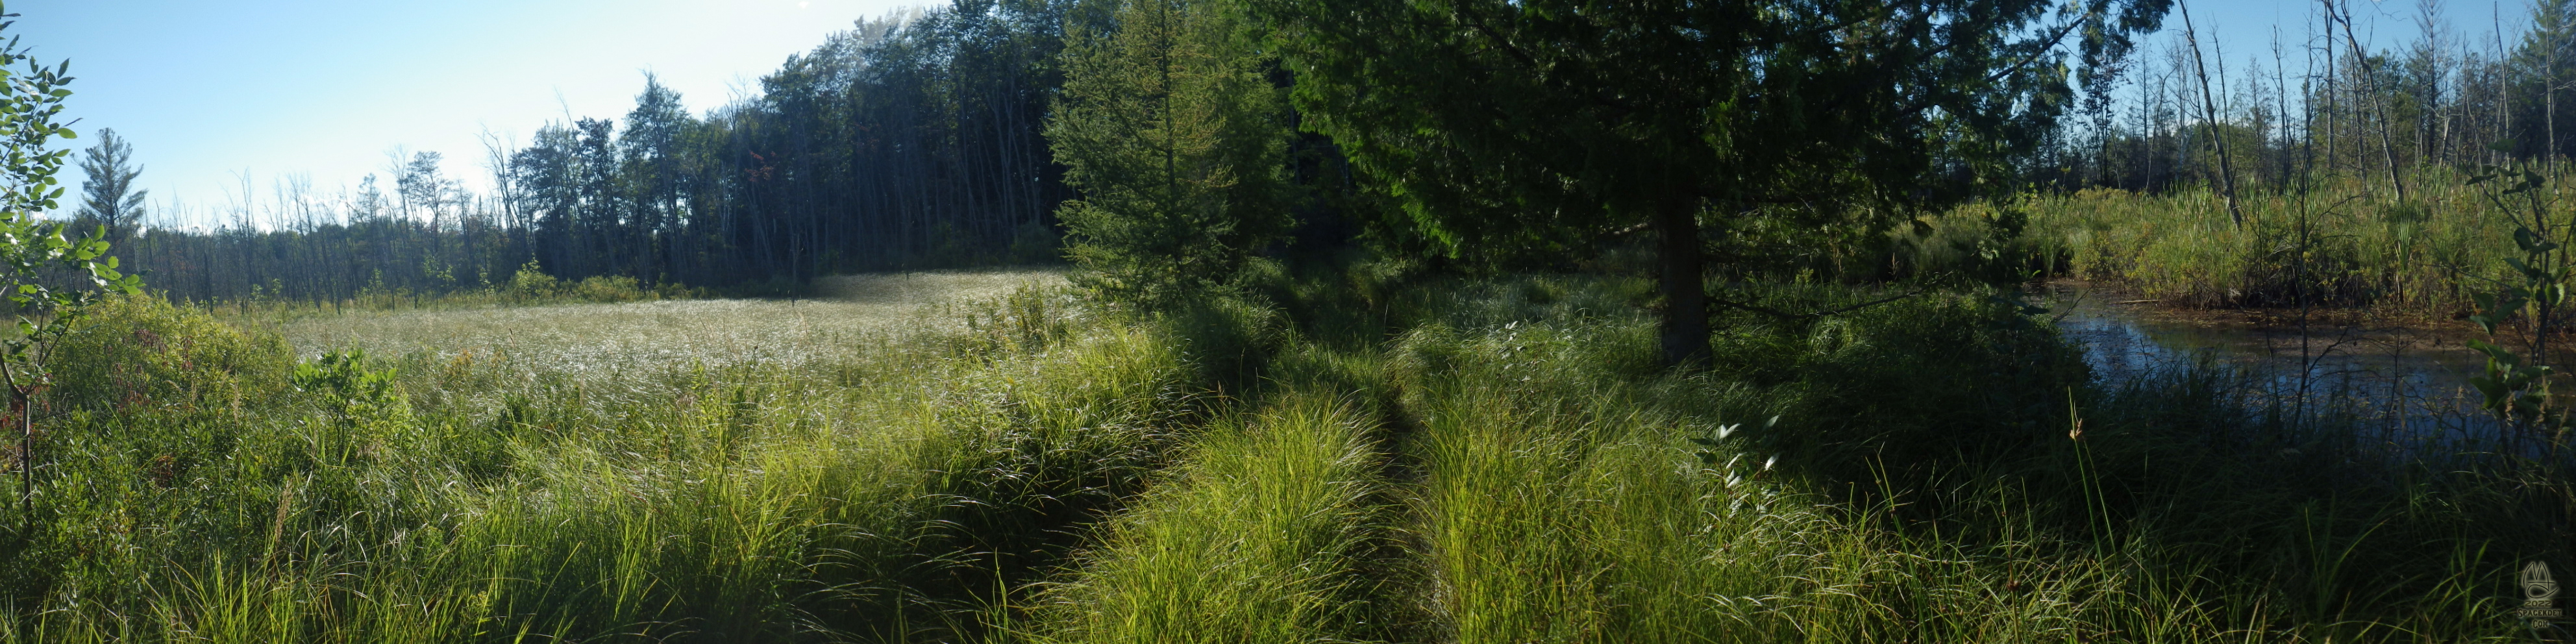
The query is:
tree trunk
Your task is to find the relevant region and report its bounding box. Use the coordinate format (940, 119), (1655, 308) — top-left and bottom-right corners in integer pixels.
(15, 388), (27, 514)
(1655, 197), (1710, 367)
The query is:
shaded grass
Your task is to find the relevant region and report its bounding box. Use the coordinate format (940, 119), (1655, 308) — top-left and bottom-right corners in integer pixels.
(1363, 272), (2557, 642)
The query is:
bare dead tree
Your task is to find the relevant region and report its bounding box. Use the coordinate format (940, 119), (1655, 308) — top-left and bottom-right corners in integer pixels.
(2325, 0), (2409, 201)
(2183, 3), (2246, 225)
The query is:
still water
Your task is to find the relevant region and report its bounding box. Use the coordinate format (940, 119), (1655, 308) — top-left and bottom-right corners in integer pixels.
(2042, 285), (2520, 449)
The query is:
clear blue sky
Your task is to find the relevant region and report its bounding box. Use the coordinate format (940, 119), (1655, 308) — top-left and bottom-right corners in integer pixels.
(5, 0), (2535, 228)
(17, 0), (915, 227)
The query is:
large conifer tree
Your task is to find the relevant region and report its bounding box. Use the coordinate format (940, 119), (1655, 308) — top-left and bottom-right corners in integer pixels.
(1048, 0), (1292, 306)
(1256, 0), (2171, 365)
(73, 128), (143, 245)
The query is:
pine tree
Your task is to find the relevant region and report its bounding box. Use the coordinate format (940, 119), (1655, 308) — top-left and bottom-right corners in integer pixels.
(1048, 0), (1291, 306)
(1256, 0), (2172, 365)
(73, 128), (144, 245)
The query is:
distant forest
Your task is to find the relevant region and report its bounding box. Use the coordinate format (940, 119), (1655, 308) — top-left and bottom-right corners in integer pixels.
(82, 1), (1086, 303)
(64, 0), (2576, 302)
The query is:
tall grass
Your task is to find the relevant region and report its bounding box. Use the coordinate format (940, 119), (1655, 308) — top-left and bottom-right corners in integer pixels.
(2, 275), (1231, 642)
(1023, 395), (1395, 643)
(1938, 171), (2518, 314)
(6, 264), (2565, 642)
(1357, 271), (2551, 641)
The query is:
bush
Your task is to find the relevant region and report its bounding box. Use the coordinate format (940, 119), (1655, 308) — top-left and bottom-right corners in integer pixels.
(504, 260), (662, 304)
(48, 293), (295, 412)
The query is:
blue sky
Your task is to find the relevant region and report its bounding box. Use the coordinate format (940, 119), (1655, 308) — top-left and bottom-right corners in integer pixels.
(8, 1), (2535, 227)
(17, 0), (915, 227)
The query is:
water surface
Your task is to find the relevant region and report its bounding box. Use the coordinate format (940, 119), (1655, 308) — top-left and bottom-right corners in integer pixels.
(2044, 284), (2523, 449)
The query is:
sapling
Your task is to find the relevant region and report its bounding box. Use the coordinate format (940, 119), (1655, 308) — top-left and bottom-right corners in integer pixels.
(2462, 162), (2573, 450)
(0, 3), (144, 513)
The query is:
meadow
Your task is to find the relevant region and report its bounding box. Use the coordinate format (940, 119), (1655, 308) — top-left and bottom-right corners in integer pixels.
(0, 262), (2564, 643)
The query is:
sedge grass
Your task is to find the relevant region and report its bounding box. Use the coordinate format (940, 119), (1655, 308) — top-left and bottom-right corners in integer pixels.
(1, 273), (1209, 643)
(5, 263), (2567, 643)
(1911, 170), (2522, 316)
(1022, 393), (1396, 643)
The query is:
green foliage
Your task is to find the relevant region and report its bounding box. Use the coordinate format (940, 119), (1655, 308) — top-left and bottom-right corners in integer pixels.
(1050, 0), (1294, 307)
(1255, 0), (2170, 365)
(47, 293), (293, 412)
(1026, 396), (1393, 643)
(2455, 162), (2576, 440)
(0, 262), (2561, 641)
(0, 6), (143, 509)
(291, 349), (404, 422)
(500, 268), (660, 304)
(2021, 176), (2518, 311)
(0, 280), (1237, 642)
(70, 129), (142, 246)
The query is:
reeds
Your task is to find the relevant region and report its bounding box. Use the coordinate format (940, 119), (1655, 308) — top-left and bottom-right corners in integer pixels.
(1951, 171), (2521, 314)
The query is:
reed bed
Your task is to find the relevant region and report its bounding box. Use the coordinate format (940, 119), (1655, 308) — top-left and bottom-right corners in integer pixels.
(1906, 171), (2536, 317)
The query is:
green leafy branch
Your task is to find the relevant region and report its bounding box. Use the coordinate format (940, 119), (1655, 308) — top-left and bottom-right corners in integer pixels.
(0, 4), (144, 512)
(2462, 163), (2573, 443)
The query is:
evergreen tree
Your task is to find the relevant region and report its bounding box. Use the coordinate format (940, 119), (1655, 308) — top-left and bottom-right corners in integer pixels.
(73, 128), (143, 245)
(1254, 0), (2171, 365)
(1049, 0), (1291, 306)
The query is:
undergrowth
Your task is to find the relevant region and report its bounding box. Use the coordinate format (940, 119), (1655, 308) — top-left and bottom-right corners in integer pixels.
(0, 264), (2560, 642)
(1903, 171), (2516, 316)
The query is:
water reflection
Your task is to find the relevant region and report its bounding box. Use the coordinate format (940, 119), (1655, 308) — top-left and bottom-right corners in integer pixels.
(2042, 285), (2534, 452)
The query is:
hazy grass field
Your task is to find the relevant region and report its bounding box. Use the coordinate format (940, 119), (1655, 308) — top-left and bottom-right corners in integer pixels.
(0, 263), (2564, 643)
(271, 270), (1069, 367)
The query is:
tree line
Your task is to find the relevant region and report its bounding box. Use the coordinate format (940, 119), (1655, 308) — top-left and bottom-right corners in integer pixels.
(77, 0), (1078, 303)
(2049, 0), (2576, 197)
(73, 0), (2576, 357)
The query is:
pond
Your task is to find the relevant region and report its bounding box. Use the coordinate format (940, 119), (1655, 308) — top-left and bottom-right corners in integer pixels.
(2039, 283), (2541, 452)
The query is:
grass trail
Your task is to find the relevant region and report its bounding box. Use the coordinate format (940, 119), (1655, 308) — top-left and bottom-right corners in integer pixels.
(8, 266), (2564, 642)
(1024, 394), (1396, 643)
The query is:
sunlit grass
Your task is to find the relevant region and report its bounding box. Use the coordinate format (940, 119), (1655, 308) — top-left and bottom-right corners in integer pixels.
(1934, 171), (2525, 315)
(3, 269), (1202, 643)
(2, 264), (2559, 643)
(268, 269), (1069, 365)
(1024, 394), (1395, 643)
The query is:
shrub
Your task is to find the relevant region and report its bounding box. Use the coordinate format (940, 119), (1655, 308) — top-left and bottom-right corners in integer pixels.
(48, 293), (295, 412)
